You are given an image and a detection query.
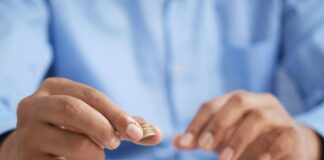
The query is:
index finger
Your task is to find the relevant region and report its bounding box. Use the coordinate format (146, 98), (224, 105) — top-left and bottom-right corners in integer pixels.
(174, 94), (231, 149)
(37, 78), (143, 141)
(28, 95), (120, 149)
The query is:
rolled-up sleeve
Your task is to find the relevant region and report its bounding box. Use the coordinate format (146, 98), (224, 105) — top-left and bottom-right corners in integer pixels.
(0, 0), (52, 135)
(281, 0), (324, 136)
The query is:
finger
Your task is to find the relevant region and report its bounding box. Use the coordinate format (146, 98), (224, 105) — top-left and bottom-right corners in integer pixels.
(260, 128), (298, 160)
(232, 132), (275, 160)
(173, 133), (202, 151)
(198, 91), (273, 151)
(172, 135), (184, 150)
(216, 126), (238, 152)
(38, 78), (143, 141)
(33, 95), (120, 149)
(34, 124), (105, 160)
(176, 102), (212, 150)
(131, 116), (163, 146)
(175, 94), (231, 149)
(220, 110), (271, 160)
(197, 91), (254, 151)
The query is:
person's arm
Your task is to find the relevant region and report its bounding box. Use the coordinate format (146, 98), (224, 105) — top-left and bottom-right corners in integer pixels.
(315, 132), (324, 160)
(0, 130), (13, 147)
(0, 2), (163, 159)
(280, 0), (324, 158)
(0, 0), (52, 145)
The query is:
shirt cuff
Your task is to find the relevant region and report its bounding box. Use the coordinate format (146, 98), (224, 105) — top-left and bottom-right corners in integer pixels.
(314, 131), (324, 160)
(0, 130), (14, 146)
(295, 103), (324, 137)
(295, 104), (324, 159)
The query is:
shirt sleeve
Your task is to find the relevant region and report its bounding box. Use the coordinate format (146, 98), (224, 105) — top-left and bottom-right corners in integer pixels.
(0, 0), (52, 135)
(281, 0), (324, 136)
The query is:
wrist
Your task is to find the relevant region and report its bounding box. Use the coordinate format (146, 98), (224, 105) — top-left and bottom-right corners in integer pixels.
(0, 131), (16, 160)
(314, 132), (324, 160)
(301, 125), (321, 160)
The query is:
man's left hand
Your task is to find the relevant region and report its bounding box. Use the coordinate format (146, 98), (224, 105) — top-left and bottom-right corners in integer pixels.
(173, 90), (321, 160)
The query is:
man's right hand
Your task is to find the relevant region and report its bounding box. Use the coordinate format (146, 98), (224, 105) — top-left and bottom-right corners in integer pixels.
(0, 78), (162, 160)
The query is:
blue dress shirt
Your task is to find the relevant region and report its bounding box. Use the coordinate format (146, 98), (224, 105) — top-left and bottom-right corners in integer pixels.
(1, 0), (324, 159)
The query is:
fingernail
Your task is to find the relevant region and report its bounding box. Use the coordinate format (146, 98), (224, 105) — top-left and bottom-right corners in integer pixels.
(220, 147), (234, 160)
(106, 136), (120, 150)
(126, 123), (143, 141)
(179, 133), (193, 147)
(259, 153), (271, 160)
(199, 132), (214, 150)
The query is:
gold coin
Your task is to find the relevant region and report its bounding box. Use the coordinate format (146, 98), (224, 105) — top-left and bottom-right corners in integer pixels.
(140, 123), (156, 139)
(143, 129), (155, 133)
(142, 125), (153, 128)
(143, 130), (154, 134)
(142, 132), (156, 139)
(142, 128), (154, 131)
(141, 124), (153, 128)
(141, 124), (154, 130)
(143, 129), (154, 132)
(143, 131), (155, 135)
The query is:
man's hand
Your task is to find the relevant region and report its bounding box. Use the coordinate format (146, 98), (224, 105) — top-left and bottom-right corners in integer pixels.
(173, 90), (321, 160)
(0, 78), (162, 160)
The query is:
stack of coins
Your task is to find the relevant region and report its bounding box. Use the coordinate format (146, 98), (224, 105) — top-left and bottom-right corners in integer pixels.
(141, 124), (156, 139)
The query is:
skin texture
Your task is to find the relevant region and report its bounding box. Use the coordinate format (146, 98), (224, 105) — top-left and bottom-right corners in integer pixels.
(0, 78), (162, 160)
(173, 90), (321, 160)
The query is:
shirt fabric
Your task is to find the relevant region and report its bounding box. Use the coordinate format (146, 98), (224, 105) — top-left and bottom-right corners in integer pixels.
(1, 0), (324, 159)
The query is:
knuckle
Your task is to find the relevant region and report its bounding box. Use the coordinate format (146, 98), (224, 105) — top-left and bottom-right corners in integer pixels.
(111, 110), (127, 124)
(232, 90), (248, 97)
(98, 124), (115, 141)
(17, 97), (36, 125)
(18, 96), (33, 108)
(213, 118), (228, 130)
(41, 77), (70, 93)
(81, 89), (99, 103)
(17, 97), (33, 117)
(230, 90), (249, 105)
(262, 93), (281, 108)
(262, 93), (278, 103)
(201, 101), (214, 113)
(44, 77), (69, 85)
(42, 77), (58, 87)
(42, 77), (69, 88)
(250, 110), (266, 120)
(59, 97), (82, 116)
(43, 77), (56, 85)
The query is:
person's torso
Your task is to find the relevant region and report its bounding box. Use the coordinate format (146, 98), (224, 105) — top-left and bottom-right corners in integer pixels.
(46, 0), (291, 159)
